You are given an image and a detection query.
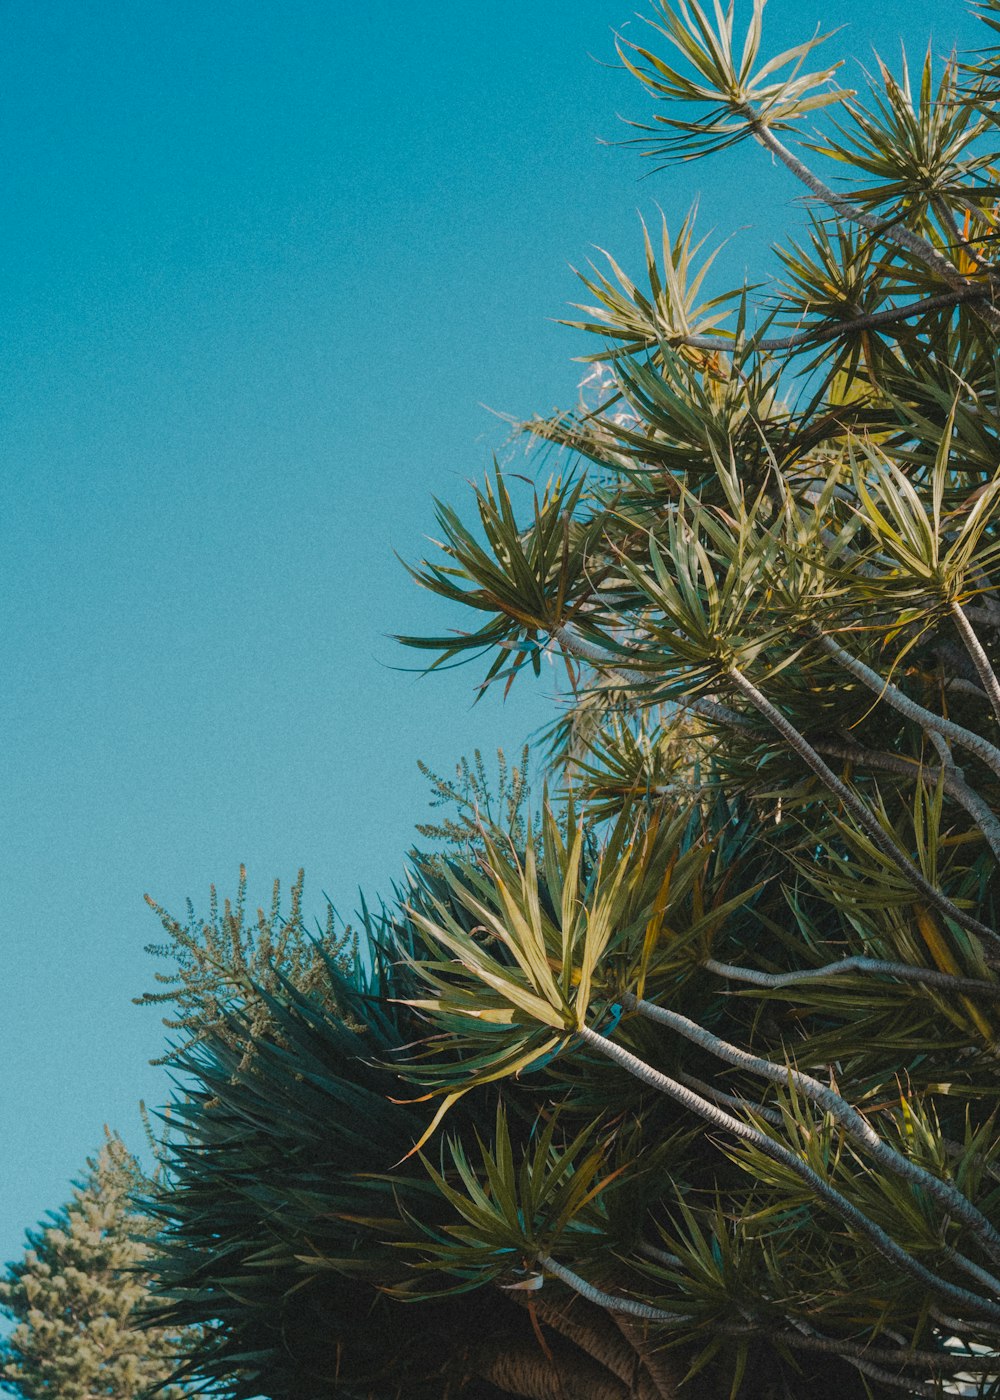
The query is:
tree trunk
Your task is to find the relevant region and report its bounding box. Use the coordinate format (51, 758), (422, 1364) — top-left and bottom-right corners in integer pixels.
(529, 1295), (674, 1400)
(612, 1316), (684, 1400)
(467, 1336), (633, 1400)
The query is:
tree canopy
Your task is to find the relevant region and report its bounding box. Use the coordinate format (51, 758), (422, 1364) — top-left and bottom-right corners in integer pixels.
(0, 1135), (193, 1400)
(142, 3), (1000, 1397)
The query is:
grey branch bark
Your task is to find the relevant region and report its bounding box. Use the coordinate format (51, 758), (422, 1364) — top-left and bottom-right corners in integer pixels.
(746, 117), (1000, 334)
(952, 602), (1000, 728)
(537, 1253), (688, 1323)
(811, 737), (1000, 862)
(672, 1066), (786, 1127)
(647, 287), (990, 355)
(552, 625), (754, 729)
(817, 632), (1000, 782)
(576, 1024), (1000, 1318)
(726, 665), (1000, 951)
(621, 992), (1000, 1267)
(703, 954), (1000, 999)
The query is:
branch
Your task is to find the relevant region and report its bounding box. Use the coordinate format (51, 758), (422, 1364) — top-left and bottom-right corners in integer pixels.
(761, 1327), (986, 1374)
(620, 992), (1000, 1268)
(638, 1242), (683, 1268)
(932, 194), (998, 279)
(540, 1258), (991, 1397)
(557, 629), (1000, 859)
(577, 1022), (1000, 1319)
(952, 602), (1000, 728)
(944, 675), (991, 702)
(762, 1333), (941, 1397)
(671, 1066), (786, 1127)
(817, 632), (1000, 782)
(746, 116), (1000, 334)
(931, 1305), (1000, 1342)
(553, 624), (755, 729)
(702, 954), (1000, 999)
(537, 1253), (688, 1322)
(525, 1295), (662, 1399)
(944, 1244), (1000, 1295)
(811, 737), (1000, 862)
(539, 1256), (986, 1398)
(726, 665), (1000, 952)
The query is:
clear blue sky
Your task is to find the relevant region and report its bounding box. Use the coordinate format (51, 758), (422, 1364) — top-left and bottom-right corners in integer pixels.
(0, 0), (980, 1276)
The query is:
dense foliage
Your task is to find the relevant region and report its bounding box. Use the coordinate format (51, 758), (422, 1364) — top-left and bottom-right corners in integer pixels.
(0, 1136), (192, 1399)
(144, 2), (1000, 1396)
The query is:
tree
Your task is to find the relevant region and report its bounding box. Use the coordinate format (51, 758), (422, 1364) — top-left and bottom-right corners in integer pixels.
(142, 2), (1000, 1397)
(0, 1134), (192, 1400)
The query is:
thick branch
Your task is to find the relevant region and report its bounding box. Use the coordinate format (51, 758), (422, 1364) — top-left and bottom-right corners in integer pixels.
(527, 1295), (662, 1399)
(672, 1066), (786, 1127)
(817, 632), (1000, 782)
(811, 737), (1000, 862)
(727, 665), (1000, 951)
(703, 954), (1000, 999)
(576, 1024), (1000, 1318)
(952, 602), (1000, 727)
(621, 992), (1000, 1267)
(537, 1253), (687, 1322)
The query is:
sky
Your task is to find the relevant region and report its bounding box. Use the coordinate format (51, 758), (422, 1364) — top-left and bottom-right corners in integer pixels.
(0, 0), (984, 1288)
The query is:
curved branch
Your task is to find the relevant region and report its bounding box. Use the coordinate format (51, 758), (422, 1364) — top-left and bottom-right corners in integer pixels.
(944, 675), (991, 702)
(952, 602), (1000, 728)
(761, 1328), (987, 1373)
(576, 1023), (1000, 1319)
(810, 737), (1000, 862)
(557, 629), (1000, 862)
(765, 1333), (939, 1397)
(727, 665), (1000, 951)
(553, 625), (755, 729)
(537, 1253), (689, 1322)
(620, 992), (1000, 1268)
(540, 1257), (991, 1396)
(703, 953), (1000, 998)
(672, 1066), (786, 1127)
(817, 632), (1000, 782)
(746, 117), (1000, 334)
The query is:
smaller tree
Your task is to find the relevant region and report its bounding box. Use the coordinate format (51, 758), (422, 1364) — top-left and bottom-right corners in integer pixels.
(0, 1133), (190, 1400)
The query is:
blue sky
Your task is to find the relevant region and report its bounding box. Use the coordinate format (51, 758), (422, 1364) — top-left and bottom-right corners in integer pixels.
(0, 0), (982, 1279)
